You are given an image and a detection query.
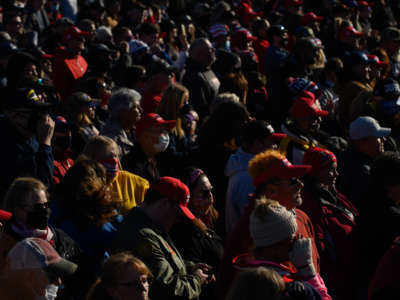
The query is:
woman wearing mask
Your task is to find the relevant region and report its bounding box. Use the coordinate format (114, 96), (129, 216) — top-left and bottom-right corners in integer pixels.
(0, 177), (81, 272)
(87, 252), (152, 300)
(170, 167), (223, 300)
(83, 135), (149, 215)
(301, 147), (361, 300)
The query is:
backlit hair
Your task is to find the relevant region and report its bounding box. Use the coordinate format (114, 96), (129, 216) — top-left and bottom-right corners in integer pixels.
(83, 135), (119, 161)
(157, 83), (188, 139)
(248, 150), (285, 180)
(4, 177), (47, 212)
(87, 252), (153, 300)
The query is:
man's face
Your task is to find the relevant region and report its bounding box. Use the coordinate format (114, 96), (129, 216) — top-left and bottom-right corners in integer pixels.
(352, 63), (371, 82)
(296, 115), (322, 133)
(197, 40), (216, 67)
(267, 177), (304, 210)
(358, 136), (384, 158)
(7, 16), (24, 37)
(140, 32), (158, 47)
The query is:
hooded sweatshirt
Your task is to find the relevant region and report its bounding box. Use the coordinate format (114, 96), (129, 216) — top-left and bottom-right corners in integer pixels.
(225, 148), (255, 232)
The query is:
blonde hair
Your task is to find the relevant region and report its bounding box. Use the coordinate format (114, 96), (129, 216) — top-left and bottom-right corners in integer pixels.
(83, 135), (120, 161)
(157, 83), (188, 139)
(248, 150), (285, 180)
(4, 177), (47, 212)
(225, 266), (285, 300)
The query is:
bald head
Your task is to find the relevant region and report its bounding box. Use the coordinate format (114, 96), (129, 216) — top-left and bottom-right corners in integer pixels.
(189, 38), (216, 67)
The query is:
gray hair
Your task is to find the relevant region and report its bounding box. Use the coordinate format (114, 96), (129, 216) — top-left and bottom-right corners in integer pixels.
(108, 88), (142, 120)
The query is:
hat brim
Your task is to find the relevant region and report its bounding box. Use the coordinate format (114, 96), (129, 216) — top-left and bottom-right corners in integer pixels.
(156, 120), (176, 130)
(179, 205), (195, 220)
(373, 128), (391, 138)
(315, 109), (329, 117)
(269, 133), (287, 141)
(45, 258), (78, 279)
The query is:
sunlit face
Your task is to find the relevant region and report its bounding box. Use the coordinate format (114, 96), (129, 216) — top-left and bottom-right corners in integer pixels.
(120, 100), (142, 130)
(316, 162), (338, 188)
(267, 177), (304, 210)
(111, 268), (150, 300)
(358, 136), (384, 158)
(191, 175), (214, 217)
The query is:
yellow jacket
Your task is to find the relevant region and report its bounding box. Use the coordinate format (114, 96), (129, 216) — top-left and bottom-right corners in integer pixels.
(109, 170), (149, 215)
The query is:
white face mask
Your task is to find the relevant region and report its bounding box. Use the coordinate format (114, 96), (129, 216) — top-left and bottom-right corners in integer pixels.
(44, 284), (59, 300)
(154, 133), (170, 152)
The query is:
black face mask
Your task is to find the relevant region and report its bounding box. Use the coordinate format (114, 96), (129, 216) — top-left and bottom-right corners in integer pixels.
(55, 136), (72, 151)
(26, 207), (51, 230)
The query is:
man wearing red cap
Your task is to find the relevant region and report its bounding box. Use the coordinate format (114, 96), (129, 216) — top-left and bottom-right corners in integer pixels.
(113, 176), (211, 300)
(121, 113), (176, 183)
(52, 26), (89, 102)
(280, 91), (328, 165)
(216, 150), (321, 298)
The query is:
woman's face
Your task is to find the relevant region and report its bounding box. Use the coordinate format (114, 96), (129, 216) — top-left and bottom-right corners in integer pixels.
(80, 102), (96, 120)
(191, 175), (214, 216)
(111, 267), (150, 300)
(316, 162), (338, 188)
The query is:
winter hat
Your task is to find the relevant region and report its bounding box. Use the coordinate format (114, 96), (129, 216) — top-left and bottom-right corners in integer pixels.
(303, 147), (337, 176)
(250, 199), (298, 247)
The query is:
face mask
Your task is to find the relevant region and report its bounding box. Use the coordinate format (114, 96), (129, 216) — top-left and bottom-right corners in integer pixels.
(99, 158), (119, 179)
(45, 284), (59, 300)
(27, 207), (51, 230)
(154, 133), (170, 152)
(55, 136), (72, 151)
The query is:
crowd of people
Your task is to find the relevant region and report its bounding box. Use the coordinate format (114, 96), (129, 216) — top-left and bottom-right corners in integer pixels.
(0, 0), (400, 299)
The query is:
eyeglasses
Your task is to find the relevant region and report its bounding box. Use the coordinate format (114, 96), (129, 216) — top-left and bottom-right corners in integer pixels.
(119, 277), (151, 289)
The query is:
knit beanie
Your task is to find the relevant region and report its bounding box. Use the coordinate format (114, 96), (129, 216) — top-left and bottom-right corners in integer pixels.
(303, 147), (337, 176)
(250, 200), (298, 248)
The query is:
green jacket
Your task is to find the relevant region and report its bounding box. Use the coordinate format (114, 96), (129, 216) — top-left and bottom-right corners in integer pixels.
(112, 207), (203, 300)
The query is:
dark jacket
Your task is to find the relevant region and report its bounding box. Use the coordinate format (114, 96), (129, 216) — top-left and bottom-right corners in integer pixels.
(0, 117), (54, 197)
(170, 219), (223, 300)
(121, 143), (160, 183)
(182, 59), (220, 120)
(112, 207), (203, 300)
(301, 185), (361, 300)
(336, 147), (373, 210)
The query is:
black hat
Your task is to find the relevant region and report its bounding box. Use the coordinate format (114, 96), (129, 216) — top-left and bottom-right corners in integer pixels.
(4, 88), (52, 110)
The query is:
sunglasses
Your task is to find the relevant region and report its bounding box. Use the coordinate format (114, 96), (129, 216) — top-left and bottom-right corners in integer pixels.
(200, 187), (213, 198)
(23, 202), (51, 211)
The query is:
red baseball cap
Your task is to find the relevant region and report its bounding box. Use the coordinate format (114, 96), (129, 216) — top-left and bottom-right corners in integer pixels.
(63, 26), (90, 44)
(367, 54), (388, 67)
(303, 147), (337, 176)
(151, 177), (195, 220)
(339, 26), (364, 41)
(301, 12), (323, 26)
(285, 0), (303, 7)
(135, 113), (176, 137)
(0, 209), (12, 222)
(253, 157), (311, 186)
(357, 1), (373, 7)
(290, 91), (328, 119)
